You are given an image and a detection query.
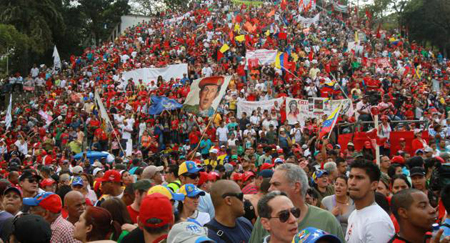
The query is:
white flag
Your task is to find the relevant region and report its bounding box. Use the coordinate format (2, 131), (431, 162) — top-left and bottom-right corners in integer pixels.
(5, 94), (12, 130)
(53, 45), (61, 70)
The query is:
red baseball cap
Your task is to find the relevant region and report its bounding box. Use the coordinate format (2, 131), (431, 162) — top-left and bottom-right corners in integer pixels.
(139, 193), (173, 228)
(23, 192), (62, 214)
(232, 173), (242, 181)
(392, 156), (405, 164)
(208, 172), (220, 181)
(40, 179), (55, 188)
(261, 163), (274, 171)
(242, 171), (255, 182)
(197, 172), (208, 187)
(98, 170), (121, 183)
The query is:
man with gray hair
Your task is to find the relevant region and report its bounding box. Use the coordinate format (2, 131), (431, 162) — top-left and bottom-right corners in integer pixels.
(324, 161), (338, 183)
(249, 163), (344, 243)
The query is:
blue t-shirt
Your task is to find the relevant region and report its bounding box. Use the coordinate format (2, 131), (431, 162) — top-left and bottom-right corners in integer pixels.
(207, 217), (253, 243)
(200, 139), (212, 155)
(441, 218), (450, 238)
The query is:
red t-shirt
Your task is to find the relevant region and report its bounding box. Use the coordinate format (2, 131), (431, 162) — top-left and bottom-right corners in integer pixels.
(127, 205), (139, 224)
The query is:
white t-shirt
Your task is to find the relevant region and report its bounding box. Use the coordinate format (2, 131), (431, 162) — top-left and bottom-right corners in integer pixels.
(345, 203), (394, 243)
(216, 127), (229, 142)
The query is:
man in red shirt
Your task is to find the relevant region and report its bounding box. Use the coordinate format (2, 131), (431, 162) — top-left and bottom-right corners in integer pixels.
(126, 179), (152, 223)
(189, 126), (201, 149)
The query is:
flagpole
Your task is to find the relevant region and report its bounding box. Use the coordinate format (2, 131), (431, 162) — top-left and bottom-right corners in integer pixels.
(326, 104), (342, 140)
(188, 108), (219, 160)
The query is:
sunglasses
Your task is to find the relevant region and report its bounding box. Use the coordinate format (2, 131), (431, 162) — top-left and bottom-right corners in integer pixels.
(221, 192), (244, 201)
(269, 207), (301, 223)
(26, 178), (39, 184)
(186, 173), (199, 179)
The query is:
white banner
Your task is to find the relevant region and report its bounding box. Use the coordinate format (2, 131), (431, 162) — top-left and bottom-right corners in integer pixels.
(5, 95), (12, 130)
(347, 41), (364, 54)
(236, 98), (284, 119)
(333, 2), (348, 13)
(122, 63), (188, 85)
(296, 13), (320, 27)
(286, 98), (354, 126)
(245, 49), (278, 66)
(183, 76), (232, 117)
(95, 90), (113, 131)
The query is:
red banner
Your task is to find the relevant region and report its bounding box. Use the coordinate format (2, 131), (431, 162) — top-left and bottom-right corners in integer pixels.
(338, 131), (429, 157)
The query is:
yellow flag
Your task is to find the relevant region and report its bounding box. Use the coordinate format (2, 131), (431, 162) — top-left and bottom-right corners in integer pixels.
(220, 44), (230, 53)
(291, 53), (299, 62)
(235, 35), (245, 42)
(265, 30), (270, 36)
(355, 31), (359, 43)
(234, 24), (241, 33)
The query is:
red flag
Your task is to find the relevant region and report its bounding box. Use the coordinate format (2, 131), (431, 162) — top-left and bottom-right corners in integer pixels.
(281, 0), (287, 10)
(236, 15), (243, 23)
(279, 32), (287, 40)
(365, 10), (372, 19)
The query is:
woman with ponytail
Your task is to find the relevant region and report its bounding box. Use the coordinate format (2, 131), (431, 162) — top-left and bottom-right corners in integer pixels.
(73, 206), (121, 243)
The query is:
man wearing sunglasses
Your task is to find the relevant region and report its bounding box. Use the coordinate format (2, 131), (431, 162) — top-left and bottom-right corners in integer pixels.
(250, 163), (344, 243)
(18, 170), (42, 198)
(258, 191), (300, 243)
(207, 180), (253, 243)
(178, 161), (215, 219)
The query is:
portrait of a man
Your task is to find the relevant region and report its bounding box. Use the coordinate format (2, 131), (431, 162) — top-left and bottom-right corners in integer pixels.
(183, 76), (225, 116)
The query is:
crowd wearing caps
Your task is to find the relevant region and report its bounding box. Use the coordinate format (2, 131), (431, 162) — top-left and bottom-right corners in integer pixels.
(0, 0), (450, 242)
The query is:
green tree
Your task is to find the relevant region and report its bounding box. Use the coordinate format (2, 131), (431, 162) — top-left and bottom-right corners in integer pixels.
(401, 0), (450, 56)
(78, 0), (130, 45)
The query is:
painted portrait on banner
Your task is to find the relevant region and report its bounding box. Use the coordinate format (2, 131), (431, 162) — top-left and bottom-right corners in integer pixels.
(183, 76), (231, 117)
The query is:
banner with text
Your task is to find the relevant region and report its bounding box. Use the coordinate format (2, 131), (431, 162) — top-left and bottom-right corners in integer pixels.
(245, 49), (278, 66)
(237, 98), (285, 119)
(286, 98), (354, 126)
(296, 13), (320, 27)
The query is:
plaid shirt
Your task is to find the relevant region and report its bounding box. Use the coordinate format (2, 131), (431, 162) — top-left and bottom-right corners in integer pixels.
(51, 214), (81, 243)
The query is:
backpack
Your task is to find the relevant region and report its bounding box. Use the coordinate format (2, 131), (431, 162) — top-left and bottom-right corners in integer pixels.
(430, 163), (450, 191)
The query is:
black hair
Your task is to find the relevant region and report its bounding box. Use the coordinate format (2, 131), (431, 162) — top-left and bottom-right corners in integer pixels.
(350, 159), (381, 182)
(391, 188), (421, 221)
(406, 156), (424, 169)
(260, 178), (271, 194)
(440, 184), (450, 212)
(143, 224), (170, 235)
(391, 174), (411, 189)
(258, 191), (288, 219)
(168, 164), (179, 178)
(375, 192), (390, 214)
(387, 164), (402, 178)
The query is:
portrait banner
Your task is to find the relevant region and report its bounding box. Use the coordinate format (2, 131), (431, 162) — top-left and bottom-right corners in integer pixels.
(183, 76), (232, 117)
(286, 98), (354, 126)
(236, 98), (284, 119)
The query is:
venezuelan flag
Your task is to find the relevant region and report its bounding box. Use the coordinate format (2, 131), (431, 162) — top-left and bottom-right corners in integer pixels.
(319, 104), (342, 139)
(275, 52), (288, 69)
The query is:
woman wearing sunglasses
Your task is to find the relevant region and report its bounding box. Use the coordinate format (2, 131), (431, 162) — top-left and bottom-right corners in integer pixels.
(258, 191), (300, 243)
(177, 184), (210, 226)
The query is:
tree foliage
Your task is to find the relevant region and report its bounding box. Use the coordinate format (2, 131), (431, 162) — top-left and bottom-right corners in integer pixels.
(401, 0), (450, 55)
(130, 0), (190, 16)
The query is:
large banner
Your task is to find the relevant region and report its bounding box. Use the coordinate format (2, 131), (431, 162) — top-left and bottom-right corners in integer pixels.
(122, 64), (188, 85)
(296, 13), (320, 27)
(245, 50), (278, 66)
(236, 98), (284, 119)
(365, 58), (392, 68)
(333, 2), (348, 13)
(286, 98), (354, 126)
(183, 76), (232, 117)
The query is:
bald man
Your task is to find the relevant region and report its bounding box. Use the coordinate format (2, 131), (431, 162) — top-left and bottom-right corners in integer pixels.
(207, 180), (253, 243)
(64, 191), (86, 225)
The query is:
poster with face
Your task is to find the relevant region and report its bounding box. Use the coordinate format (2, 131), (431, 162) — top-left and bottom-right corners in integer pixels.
(183, 76), (232, 117)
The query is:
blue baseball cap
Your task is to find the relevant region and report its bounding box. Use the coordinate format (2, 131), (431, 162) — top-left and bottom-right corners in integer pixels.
(72, 177), (83, 187)
(292, 227), (341, 243)
(178, 161), (203, 176)
(147, 185), (185, 201)
(179, 184), (206, 198)
(313, 170), (329, 180)
(23, 192), (62, 214)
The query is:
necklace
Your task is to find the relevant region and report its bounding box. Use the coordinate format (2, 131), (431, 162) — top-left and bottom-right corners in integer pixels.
(335, 196), (350, 206)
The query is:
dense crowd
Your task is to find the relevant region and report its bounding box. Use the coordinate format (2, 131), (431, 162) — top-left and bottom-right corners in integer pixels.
(0, 0), (449, 242)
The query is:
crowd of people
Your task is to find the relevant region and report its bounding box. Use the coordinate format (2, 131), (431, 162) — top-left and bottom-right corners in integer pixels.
(0, 0), (450, 242)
